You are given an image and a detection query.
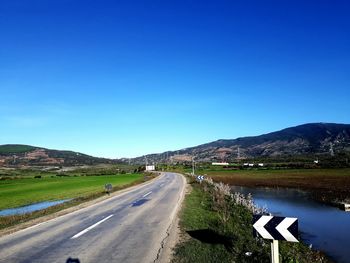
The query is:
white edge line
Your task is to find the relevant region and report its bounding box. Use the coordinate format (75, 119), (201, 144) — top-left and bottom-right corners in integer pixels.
(142, 191), (152, 198)
(71, 214), (114, 239)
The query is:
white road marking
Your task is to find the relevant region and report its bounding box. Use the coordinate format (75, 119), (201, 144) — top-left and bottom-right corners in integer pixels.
(142, 191), (152, 198)
(71, 214), (114, 239)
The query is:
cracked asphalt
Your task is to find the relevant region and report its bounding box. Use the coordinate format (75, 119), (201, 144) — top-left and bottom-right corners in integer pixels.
(0, 172), (185, 263)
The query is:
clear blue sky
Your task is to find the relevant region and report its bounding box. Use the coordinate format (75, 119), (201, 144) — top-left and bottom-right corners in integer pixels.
(1, 0), (349, 158)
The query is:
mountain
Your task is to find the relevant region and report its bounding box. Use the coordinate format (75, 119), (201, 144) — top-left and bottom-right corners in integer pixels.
(131, 123), (350, 164)
(3, 123), (350, 166)
(0, 144), (115, 167)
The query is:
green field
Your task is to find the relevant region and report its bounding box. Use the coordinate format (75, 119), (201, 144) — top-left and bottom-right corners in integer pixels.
(0, 174), (143, 210)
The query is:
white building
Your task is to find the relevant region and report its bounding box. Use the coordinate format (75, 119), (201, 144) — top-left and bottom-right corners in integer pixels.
(212, 162), (229, 166)
(145, 165), (155, 171)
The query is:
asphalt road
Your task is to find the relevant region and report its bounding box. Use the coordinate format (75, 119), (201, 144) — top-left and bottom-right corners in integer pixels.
(0, 172), (185, 263)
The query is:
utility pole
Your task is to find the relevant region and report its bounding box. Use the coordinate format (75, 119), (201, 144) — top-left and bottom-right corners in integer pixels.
(330, 143), (335, 156)
(166, 152), (169, 170)
(192, 156), (195, 175)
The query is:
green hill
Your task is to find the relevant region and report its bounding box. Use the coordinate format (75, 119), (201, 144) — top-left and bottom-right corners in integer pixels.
(0, 145), (38, 154)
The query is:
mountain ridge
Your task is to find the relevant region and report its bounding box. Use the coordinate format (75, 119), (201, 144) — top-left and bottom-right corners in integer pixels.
(2, 122), (350, 166)
(131, 122), (350, 164)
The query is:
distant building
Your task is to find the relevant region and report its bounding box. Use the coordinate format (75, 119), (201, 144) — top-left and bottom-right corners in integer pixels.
(145, 165), (155, 171)
(212, 162), (229, 166)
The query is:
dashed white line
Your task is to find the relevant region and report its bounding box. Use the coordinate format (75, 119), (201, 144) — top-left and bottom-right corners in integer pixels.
(71, 214), (114, 239)
(142, 191), (152, 198)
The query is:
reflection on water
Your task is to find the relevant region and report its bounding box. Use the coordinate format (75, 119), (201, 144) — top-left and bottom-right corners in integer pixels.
(231, 186), (350, 263)
(0, 200), (70, 216)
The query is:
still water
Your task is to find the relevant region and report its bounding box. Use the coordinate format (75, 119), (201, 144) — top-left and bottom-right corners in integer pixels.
(231, 186), (350, 263)
(0, 199), (70, 216)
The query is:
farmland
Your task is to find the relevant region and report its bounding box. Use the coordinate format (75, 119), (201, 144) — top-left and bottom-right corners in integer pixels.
(167, 165), (350, 203)
(194, 167), (350, 203)
(0, 173), (144, 210)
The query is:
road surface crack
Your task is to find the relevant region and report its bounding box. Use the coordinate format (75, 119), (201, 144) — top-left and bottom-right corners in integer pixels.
(153, 223), (171, 263)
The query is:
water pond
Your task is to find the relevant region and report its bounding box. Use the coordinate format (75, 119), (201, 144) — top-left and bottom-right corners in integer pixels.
(0, 199), (70, 217)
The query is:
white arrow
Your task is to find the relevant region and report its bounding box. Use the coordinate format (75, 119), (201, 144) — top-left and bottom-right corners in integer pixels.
(276, 217), (298, 242)
(253, 215), (274, 240)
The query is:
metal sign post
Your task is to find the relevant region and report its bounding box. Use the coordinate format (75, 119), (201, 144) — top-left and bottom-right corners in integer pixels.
(271, 240), (279, 263)
(104, 183), (113, 195)
(253, 215), (299, 263)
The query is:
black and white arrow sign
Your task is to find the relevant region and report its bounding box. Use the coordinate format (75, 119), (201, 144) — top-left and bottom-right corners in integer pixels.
(253, 215), (299, 242)
(197, 175), (204, 180)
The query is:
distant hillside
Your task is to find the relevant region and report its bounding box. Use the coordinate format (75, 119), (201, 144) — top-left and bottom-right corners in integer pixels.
(0, 145), (37, 154)
(0, 144), (115, 166)
(131, 123), (350, 164)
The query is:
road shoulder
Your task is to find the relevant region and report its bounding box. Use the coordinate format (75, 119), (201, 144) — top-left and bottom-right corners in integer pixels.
(156, 173), (188, 263)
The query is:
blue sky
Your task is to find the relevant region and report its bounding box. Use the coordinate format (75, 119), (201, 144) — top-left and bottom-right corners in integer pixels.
(1, 0), (350, 158)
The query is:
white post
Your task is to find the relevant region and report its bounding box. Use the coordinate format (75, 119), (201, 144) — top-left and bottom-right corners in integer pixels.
(271, 240), (279, 263)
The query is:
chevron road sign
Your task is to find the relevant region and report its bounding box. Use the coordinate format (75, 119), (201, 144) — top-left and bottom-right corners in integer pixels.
(196, 175), (204, 181)
(253, 215), (299, 242)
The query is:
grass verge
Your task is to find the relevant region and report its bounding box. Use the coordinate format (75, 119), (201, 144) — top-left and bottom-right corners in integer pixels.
(172, 176), (331, 263)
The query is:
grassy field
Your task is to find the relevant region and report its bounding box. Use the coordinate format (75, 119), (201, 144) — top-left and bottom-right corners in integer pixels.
(0, 173), (143, 210)
(172, 177), (330, 263)
(168, 167), (350, 203)
(195, 167), (350, 177)
(0, 163), (142, 178)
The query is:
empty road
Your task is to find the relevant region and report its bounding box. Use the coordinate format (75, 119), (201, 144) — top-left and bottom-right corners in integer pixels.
(0, 172), (186, 263)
